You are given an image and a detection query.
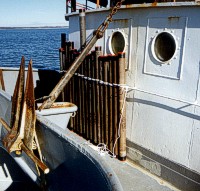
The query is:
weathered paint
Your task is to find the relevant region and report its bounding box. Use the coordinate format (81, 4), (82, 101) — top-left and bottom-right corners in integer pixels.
(36, 102), (77, 130)
(0, 90), (123, 190)
(67, 2), (200, 185)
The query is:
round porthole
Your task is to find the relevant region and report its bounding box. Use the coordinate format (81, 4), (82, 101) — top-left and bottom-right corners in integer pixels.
(152, 32), (177, 63)
(110, 31), (125, 55)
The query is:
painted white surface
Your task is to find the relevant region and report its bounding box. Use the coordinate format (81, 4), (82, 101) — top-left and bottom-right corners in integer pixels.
(36, 102), (77, 129)
(0, 163), (12, 190)
(68, 4), (200, 174)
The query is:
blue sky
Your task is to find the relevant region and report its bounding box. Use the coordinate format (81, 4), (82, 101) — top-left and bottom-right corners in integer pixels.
(0, 0), (67, 27)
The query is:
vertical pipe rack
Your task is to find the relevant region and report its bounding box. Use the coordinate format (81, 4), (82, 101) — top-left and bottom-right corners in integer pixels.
(60, 37), (126, 160)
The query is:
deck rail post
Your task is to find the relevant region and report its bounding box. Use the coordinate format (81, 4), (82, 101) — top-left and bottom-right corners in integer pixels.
(64, 41), (74, 102)
(0, 69), (5, 91)
(118, 52), (126, 161)
(91, 51), (96, 143)
(60, 33), (66, 71)
(95, 47), (102, 143)
(69, 49), (78, 130)
(66, 42), (74, 68)
(88, 54), (93, 141)
(103, 57), (109, 146)
(71, 0), (76, 12)
(98, 56), (104, 143)
(108, 55), (113, 151)
(112, 55), (119, 156)
(83, 56), (87, 138)
(79, 9), (86, 50)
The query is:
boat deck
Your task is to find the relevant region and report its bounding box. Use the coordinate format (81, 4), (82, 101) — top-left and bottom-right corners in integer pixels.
(88, 144), (179, 191)
(0, 140), (179, 191)
(108, 157), (178, 191)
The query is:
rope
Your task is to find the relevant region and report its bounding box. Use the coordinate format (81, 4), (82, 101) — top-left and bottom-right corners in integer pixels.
(97, 85), (129, 158)
(73, 72), (128, 88)
(73, 71), (130, 158)
(97, 143), (114, 157)
(112, 85), (128, 156)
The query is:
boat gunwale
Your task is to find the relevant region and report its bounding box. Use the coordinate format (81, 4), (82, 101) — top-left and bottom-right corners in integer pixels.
(0, 67), (38, 72)
(65, 1), (200, 18)
(36, 114), (124, 191)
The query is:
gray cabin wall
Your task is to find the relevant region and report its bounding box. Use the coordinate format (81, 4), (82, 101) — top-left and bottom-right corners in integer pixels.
(127, 5), (200, 175)
(68, 3), (200, 175)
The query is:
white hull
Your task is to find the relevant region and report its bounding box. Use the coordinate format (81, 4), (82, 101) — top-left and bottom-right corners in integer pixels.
(66, 2), (200, 190)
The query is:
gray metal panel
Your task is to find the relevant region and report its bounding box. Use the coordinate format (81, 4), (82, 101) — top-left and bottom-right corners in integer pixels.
(68, 5), (200, 176)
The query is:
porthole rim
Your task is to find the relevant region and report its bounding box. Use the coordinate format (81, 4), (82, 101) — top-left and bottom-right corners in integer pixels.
(151, 31), (177, 64)
(108, 30), (126, 55)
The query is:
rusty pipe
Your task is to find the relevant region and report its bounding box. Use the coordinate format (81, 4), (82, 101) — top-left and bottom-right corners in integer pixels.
(118, 52), (126, 161)
(39, 34), (100, 110)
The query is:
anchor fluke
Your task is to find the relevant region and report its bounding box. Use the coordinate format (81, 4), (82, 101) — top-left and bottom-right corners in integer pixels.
(0, 57), (49, 174)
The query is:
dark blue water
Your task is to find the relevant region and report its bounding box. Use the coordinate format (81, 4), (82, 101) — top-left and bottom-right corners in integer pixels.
(0, 28), (68, 70)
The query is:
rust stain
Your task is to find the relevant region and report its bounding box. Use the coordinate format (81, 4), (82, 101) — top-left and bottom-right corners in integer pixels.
(108, 173), (112, 177)
(151, 2), (158, 7)
(23, 59), (36, 151)
(168, 16), (180, 20)
(125, 4), (133, 8)
(50, 102), (75, 108)
(125, 2), (158, 8)
(2, 57), (25, 153)
(125, 4), (147, 8)
(139, 4), (148, 8)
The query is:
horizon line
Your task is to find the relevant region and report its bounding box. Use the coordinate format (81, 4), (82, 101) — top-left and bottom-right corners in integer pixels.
(0, 26), (69, 29)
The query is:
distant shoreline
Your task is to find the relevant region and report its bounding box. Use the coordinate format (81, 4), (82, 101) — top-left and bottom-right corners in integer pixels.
(0, 26), (68, 30)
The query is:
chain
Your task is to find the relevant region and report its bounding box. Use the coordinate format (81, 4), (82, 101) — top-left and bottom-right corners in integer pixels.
(94, 0), (124, 38)
(38, 0), (125, 110)
(105, 0), (125, 26)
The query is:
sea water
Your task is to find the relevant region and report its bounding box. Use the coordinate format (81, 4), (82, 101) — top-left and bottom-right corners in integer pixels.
(0, 28), (68, 70)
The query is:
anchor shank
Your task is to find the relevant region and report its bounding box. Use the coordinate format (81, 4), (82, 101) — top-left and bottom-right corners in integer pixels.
(21, 144), (50, 174)
(0, 118), (11, 132)
(39, 34), (99, 110)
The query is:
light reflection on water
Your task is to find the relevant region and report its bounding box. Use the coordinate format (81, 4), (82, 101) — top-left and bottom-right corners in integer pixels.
(0, 28), (68, 70)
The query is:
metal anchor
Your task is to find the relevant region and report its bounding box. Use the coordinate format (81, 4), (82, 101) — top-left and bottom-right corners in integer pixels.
(0, 57), (49, 174)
